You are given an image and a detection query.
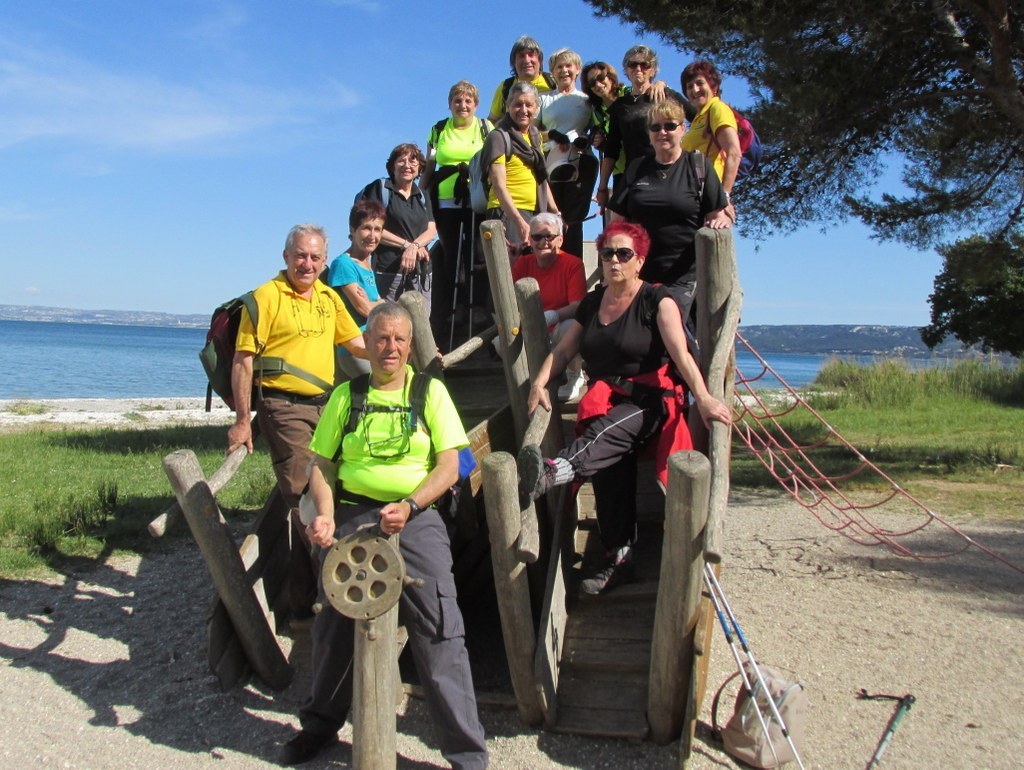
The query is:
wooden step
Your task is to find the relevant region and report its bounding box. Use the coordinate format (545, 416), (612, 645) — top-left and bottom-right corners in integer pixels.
(555, 672), (649, 738)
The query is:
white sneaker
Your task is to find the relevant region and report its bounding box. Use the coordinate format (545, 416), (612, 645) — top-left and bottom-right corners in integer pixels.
(558, 371), (585, 402)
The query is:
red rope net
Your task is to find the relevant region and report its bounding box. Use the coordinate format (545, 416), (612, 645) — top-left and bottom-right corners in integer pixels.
(731, 332), (1023, 575)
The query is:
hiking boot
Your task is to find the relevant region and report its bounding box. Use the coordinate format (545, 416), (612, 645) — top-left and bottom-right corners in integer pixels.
(580, 558), (636, 596)
(517, 444), (555, 505)
(280, 730), (337, 765)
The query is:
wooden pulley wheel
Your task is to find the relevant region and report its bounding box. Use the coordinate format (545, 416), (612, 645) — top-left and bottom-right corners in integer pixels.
(322, 526), (406, 620)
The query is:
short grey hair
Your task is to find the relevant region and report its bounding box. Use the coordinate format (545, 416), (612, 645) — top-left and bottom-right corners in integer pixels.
(622, 45), (658, 73)
(366, 301), (413, 336)
(506, 81), (539, 109)
(530, 211), (564, 234)
(509, 35), (543, 73)
(284, 223), (328, 255)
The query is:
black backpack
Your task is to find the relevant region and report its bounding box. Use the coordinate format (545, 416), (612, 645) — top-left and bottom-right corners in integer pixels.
(331, 372), (475, 523)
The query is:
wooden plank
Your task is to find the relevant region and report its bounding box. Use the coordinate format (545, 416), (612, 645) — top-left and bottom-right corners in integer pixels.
(558, 674), (648, 712)
(561, 637), (651, 672)
(553, 706), (649, 740)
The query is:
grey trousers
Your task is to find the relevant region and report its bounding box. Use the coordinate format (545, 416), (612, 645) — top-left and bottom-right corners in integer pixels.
(300, 503), (488, 770)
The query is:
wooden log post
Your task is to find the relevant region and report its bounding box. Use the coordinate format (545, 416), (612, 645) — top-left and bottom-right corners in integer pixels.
(398, 291), (440, 374)
(149, 444), (248, 537)
(648, 450), (711, 746)
(692, 228), (741, 563)
(481, 452), (543, 725)
(479, 220), (531, 445)
(352, 605), (400, 770)
(163, 449), (292, 691)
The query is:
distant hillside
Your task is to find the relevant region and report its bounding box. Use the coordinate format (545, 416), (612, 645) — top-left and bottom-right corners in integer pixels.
(0, 305), (1012, 359)
(0, 304), (207, 329)
(739, 324), (975, 357)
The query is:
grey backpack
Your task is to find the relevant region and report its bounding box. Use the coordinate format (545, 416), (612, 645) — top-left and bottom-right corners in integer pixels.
(713, 663), (808, 768)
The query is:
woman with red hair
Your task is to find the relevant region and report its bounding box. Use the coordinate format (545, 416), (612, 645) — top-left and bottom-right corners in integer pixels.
(518, 220), (730, 595)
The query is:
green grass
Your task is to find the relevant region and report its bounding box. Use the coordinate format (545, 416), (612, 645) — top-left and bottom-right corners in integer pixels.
(0, 424), (275, 577)
(4, 401), (49, 416)
(731, 359), (1024, 516)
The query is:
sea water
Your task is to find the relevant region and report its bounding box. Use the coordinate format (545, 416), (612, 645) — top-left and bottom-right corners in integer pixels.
(0, 319), (835, 399)
(0, 320), (208, 399)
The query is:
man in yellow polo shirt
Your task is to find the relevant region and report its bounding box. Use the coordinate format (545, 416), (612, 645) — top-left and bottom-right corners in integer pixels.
(487, 35), (556, 122)
(227, 222), (366, 621)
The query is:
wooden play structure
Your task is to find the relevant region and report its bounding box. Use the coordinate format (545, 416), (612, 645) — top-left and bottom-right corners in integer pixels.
(157, 220), (741, 768)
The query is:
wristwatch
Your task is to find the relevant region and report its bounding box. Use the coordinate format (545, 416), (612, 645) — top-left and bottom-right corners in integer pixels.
(403, 497), (423, 518)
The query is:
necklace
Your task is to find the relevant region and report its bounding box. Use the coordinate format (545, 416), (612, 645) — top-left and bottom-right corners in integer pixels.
(290, 292), (328, 338)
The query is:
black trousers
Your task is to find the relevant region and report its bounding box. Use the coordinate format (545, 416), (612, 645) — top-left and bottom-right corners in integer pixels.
(561, 396), (667, 552)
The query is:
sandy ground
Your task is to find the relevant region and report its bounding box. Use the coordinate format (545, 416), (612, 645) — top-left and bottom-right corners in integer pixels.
(2, 402), (1023, 768)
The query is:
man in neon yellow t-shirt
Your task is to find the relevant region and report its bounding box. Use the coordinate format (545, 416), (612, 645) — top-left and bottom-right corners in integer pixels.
(281, 302), (487, 768)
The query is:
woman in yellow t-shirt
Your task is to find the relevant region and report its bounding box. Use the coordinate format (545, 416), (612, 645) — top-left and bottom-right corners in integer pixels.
(681, 59), (742, 222)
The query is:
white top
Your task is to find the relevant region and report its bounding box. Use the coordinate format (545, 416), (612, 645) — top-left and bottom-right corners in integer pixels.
(538, 88), (594, 171)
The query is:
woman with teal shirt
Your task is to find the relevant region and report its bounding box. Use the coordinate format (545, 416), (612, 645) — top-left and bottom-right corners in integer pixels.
(327, 200), (386, 380)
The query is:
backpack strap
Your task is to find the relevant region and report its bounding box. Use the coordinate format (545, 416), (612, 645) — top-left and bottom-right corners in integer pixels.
(428, 117), (448, 148)
(690, 149), (707, 201)
(334, 372), (433, 462)
(500, 76), (516, 108)
(377, 178), (390, 211)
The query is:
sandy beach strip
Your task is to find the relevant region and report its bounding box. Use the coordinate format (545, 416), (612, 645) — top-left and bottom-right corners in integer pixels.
(0, 397), (235, 430)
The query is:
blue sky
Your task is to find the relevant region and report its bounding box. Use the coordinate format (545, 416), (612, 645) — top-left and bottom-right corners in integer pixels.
(1, 0), (939, 326)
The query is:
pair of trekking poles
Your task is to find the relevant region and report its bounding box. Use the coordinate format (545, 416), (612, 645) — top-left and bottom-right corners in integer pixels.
(704, 564), (806, 769)
(447, 212), (482, 353)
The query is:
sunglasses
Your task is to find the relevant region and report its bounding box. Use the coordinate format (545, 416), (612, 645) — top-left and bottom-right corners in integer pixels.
(599, 247), (637, 263)
(587, 72), (609, 86)
(530, 232), (559, 243)
(626, 60), (652, 70)
(648, 122), (681, 133)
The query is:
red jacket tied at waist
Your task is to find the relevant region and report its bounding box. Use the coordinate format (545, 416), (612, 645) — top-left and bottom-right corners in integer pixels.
(576, 363), (693, 489)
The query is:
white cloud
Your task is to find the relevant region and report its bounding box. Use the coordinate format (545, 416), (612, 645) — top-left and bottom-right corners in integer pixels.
(0, 205), (34, 222)
(184, 4), (249, 44)
(24, 286), (41, 294)
(0, 36), (358, 153)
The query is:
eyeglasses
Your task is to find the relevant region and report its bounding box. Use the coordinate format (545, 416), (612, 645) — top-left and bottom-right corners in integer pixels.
(530, 232), (559, 243)
(362, 410), (412, 459)
(599, 247), (637, 263)
(648, 122), (681, 133)
(587, 72), (608, 87)
(626, 60), (652, 70)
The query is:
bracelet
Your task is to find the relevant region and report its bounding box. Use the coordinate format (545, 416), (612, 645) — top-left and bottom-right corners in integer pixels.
(403, 497), (423, 517)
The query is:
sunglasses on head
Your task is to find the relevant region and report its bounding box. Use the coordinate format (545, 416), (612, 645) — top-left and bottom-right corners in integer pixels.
(599, 247), (637, 263)
(530, 232), (559, 243)
(648, 122), (681, 133)
(626, 60), (652, 70)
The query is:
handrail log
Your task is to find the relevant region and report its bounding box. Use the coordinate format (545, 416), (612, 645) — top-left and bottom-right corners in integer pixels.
(149, 444), (248, 537)
(440, 324), (499, 368)
(481, 452), (543, 726)
(649, 450), (711, 746)
(163, 449), (292, 690)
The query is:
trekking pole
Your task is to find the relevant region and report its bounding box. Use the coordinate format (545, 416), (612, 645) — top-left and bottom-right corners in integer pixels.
(467, 211), (477, 340)
(705, 564), (806, 770)
(704, 566), (783, 768)
(448, 218), (465, 352)
(859, 690), (915, 769)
